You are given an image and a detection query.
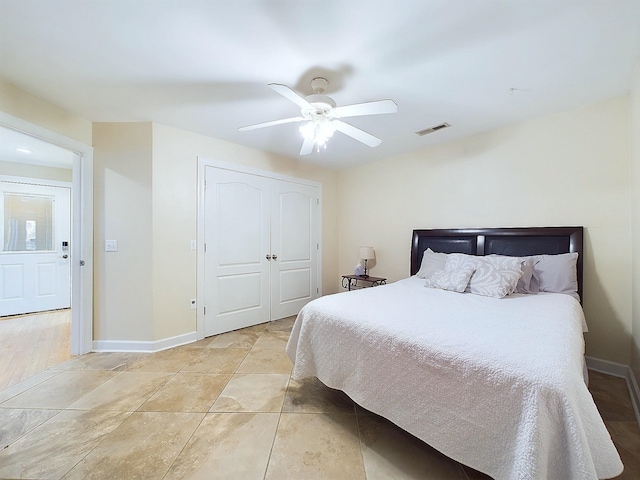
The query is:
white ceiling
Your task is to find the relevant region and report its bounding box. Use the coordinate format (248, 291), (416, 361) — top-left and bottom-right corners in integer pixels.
(0, 126), (75, 169)
(1, 0), (639, 169)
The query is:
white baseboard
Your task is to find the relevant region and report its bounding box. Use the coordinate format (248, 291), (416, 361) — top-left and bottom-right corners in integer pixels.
(92, 331), (198, 353)
(586, 356), (640, 427)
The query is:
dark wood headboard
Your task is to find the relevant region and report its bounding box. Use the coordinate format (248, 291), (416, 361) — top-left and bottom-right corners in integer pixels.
(411, 227), (584, 300)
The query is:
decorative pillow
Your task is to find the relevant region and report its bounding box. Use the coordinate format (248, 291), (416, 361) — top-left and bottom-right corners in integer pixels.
(446, 253), (523, 298)
(424, 264), (475, 292)
(416, 248), (447, 278)
(467, 262), (523, 298)
(487, 255), (539, 294)
(528, 252), (579, 300)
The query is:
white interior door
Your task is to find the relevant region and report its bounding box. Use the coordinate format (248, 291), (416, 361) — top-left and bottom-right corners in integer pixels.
(203, 167), (270, 336)
(270, 180), (318, 320)
(0, 181), (71, 316)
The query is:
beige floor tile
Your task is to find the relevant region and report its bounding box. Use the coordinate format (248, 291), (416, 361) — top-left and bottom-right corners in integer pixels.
(283, 376), (355, 414)
(68, 371), (173, 411)
(0, 408), (60, 449)
(252, 329), (290, 350)
(265, 315), (297, 333)
(0, 369), (62, 403)
(265, 412), (366, 480)
(207, 323), (267, 349)
(52, 352), (144, 371)
(62, 411), (204, 480)
(236, 348), (293, 374)
(181, 348), (250, 374)
(139, 373), (231, 412)
(210, 373), (289, 412)
(0, 370), (118, 409)
(165, 412), (279, 480)
(0, 409), (130, 479)
(176, 337), (215, 349)
(357, 413), (468, 480)
(126, 348), (198, 373)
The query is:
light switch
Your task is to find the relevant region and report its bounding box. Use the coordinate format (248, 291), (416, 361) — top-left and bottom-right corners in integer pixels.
(105, 240), (118, 252)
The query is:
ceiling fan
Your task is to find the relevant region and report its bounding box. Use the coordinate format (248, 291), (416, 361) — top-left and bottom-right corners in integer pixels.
(238, 77), (397, 155)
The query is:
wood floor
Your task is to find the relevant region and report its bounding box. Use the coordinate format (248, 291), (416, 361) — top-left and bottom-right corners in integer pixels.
(0, 309), (71, 390)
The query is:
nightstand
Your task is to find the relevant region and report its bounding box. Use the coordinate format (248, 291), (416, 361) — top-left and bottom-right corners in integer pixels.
(341, 275), (387, 291)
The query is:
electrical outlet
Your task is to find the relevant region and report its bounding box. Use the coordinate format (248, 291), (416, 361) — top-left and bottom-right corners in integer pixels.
(190, 299), (196, 310)
(190, 240), (197, 250)
(105, 240), (118, 252)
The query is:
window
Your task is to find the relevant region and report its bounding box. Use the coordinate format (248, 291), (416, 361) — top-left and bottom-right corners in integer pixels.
(3, 193), (54, 252)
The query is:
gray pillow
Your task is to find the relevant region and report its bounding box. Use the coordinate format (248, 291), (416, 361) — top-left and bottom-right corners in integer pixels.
(528, 252), (579, 300)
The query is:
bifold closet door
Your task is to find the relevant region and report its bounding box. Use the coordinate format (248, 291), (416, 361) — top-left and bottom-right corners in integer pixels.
(203, 167), (319, 336)
(203, 167), (271, 336)
(270, 180), (318, 320)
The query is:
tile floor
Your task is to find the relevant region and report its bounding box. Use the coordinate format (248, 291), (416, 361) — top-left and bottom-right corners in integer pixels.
(0, 316), (638, 479)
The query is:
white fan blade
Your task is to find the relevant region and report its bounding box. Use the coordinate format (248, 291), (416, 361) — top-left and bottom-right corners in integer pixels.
(334, 99), (397, 118)
(238, 116), (305, 131)
(299, 137), (315, 155)
(268, 83), (314, 110)
(334, 120), (382, 147)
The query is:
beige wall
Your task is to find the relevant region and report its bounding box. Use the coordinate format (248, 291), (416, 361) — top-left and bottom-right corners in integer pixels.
(151, 123), (339, 341)
(93, 122), (154, 342)
(92, 121), (338, 343)
(0, 79), (92, 145)
(338, 96), (632, 364)
(0, 160), (72, 182)
(631, 63), (640, 384)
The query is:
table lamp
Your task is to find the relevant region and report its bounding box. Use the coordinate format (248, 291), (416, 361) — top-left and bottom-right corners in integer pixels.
(359, 246), (375, 278)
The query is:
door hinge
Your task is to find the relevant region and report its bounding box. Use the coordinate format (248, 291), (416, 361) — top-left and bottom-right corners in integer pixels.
(316, 198), (319, 205)
(203, 306), (206, 315)
(317, 243), (319, 250)
(204, 243), (207, 252)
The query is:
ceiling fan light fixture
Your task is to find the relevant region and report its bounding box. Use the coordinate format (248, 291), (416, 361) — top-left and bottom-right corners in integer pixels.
(300, 118), (336, 150)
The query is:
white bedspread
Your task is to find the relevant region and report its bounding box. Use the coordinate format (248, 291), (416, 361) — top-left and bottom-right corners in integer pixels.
(286, 277), (623, 480)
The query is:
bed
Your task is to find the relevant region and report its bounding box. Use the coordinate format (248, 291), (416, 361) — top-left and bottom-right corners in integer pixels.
(286, 227), (623, 480)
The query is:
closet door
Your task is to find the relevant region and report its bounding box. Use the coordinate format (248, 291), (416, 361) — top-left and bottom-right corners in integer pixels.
(203, 167), (270, 336)
(270, 180), (318, 320)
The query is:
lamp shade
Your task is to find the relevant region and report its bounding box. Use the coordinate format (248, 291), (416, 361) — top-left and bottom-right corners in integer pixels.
(359, 246), (375, 260)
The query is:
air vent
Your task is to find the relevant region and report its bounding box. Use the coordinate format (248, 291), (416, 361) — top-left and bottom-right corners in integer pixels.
(415, 122), (451, 136)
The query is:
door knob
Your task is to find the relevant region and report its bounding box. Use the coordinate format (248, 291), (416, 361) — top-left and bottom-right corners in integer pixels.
(272, 254), (277, 260)
(60, 254), (69, 259)
(266, 254), (272, 260)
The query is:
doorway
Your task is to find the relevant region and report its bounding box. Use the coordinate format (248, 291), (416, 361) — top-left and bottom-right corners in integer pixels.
(0, 179), (71, 316)
(0, 116), (93, 356)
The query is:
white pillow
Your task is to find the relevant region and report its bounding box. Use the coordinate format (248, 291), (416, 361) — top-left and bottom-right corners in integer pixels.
(424, 263), (475, 292)
(416, 248), (447, 278)
(528, 252), (579, 300)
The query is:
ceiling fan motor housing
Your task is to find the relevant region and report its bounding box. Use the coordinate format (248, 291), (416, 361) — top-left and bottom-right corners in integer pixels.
(303, 94), (337, 117)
